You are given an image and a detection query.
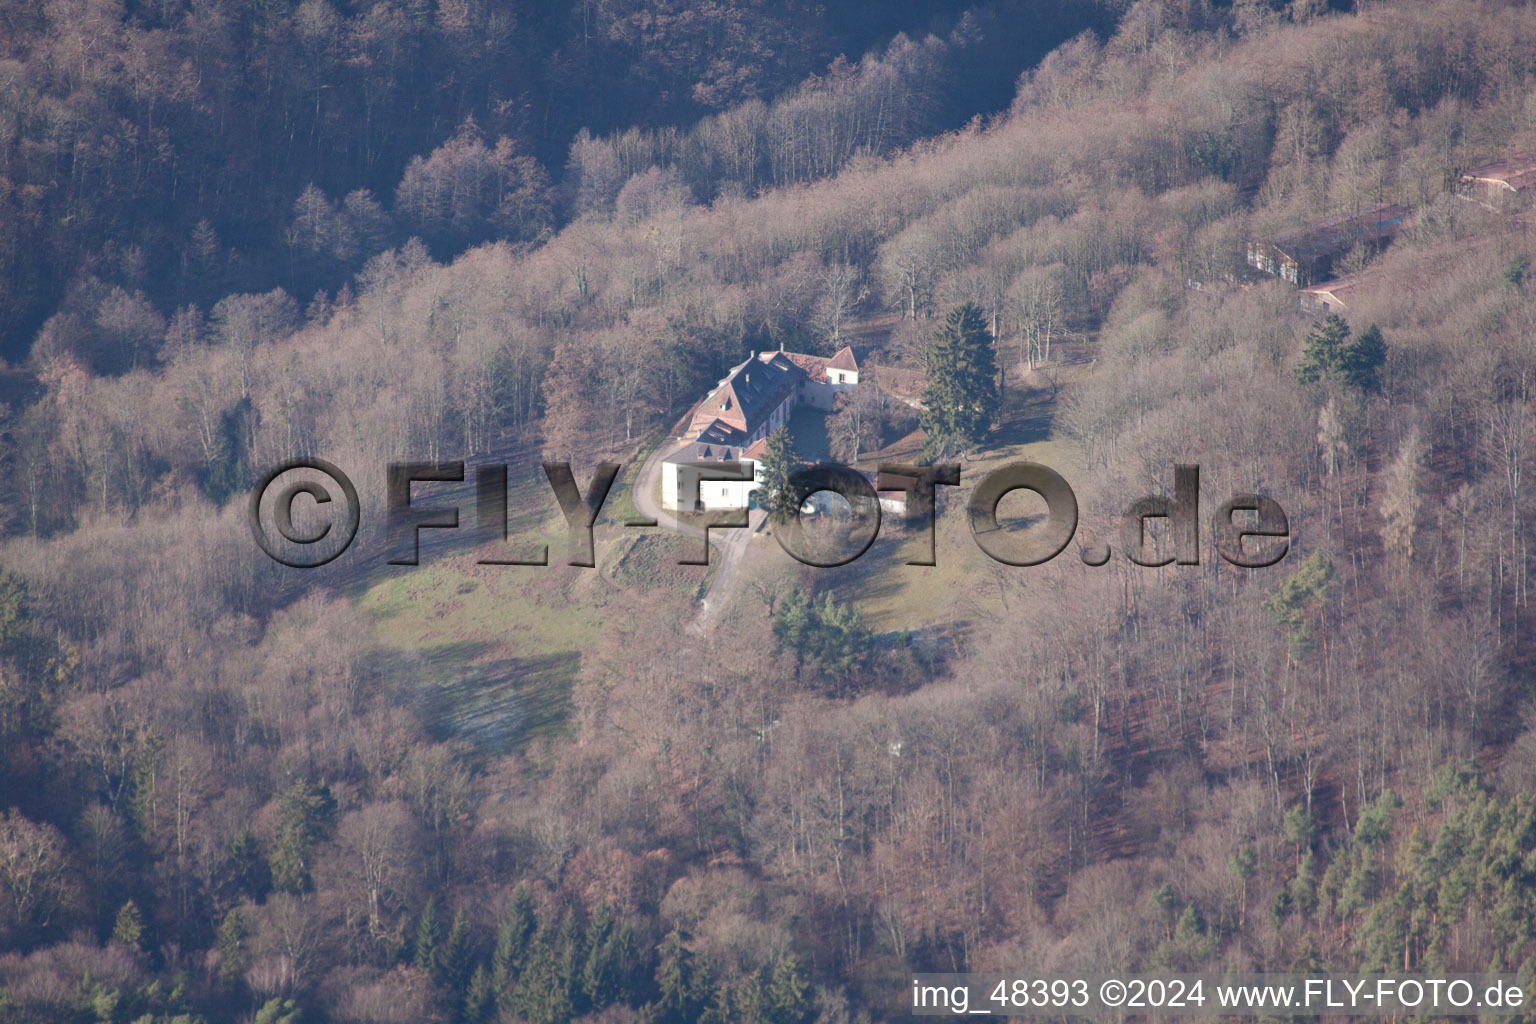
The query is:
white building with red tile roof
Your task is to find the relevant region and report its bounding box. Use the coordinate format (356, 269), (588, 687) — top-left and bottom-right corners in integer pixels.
(660, 344), (920, 511)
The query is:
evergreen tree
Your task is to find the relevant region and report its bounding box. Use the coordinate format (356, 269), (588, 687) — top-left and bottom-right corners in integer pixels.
(492, 884), (537, 992)
(463, 965), (495, 1024)
(1151, 884), (1179, 940)
(582, 904), (634, 1010)
(756, 425), (799, 522)
(1340, 324), (1386, 392)
(654, 928), (699, 1024)
(1229, 843), (1257, 926)
(920, 301), (998, 460)
(415, 897), (443, 975)
(1337, 850), (1380, 920)
(1282, 806), (1314, 871)
(128, 729), (166, 842)
(508, 919), (570, 1024)
(1291, 850), (1319, 917)
(1295, 313), (1351, 386)
(1173, 904), (1214, 964)
(555, 908), (586, 1015)
(111, 899), (145, 949)
(733, 969), (768, 1024)
(1319, 850), (1350, 917)
(215, 907), (251, 983)
(1295, 313), (1387, 393)
(1263, 551), (1334, 661)
(442, 908), (474, 992)
(229, 830), (268, 900)
(268, 780), (335, 893)
(767, 954), (813, 1024)
(254, 999), (302, 1024)
(770, 585), (871, 691)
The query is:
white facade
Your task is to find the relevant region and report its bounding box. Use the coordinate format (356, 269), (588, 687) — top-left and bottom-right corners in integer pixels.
(662, 458), (762, 512)
(660, 346), (870, 512)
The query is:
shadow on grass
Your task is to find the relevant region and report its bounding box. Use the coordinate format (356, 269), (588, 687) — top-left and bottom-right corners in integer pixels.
(787, 405), (832, 462)
(814, 529), (918, 608)
(409, 641), (581, 753)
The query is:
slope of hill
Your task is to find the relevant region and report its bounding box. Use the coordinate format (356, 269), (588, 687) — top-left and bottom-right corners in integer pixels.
(6, 2), (1536, 1021)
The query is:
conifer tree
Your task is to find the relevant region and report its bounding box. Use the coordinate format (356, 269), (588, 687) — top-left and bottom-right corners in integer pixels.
(920, 301), (998, 460)
(442, 908), (474, 992)
(756, 425), (799, 522)
(734, 969), (768, 1023)
(216, 907), (250, 982)
(1340, 324), (1386, 392)
(1295, 313), (1387, 393)
(253, 999), (302, 1024)
(1295, 314), (1351, 386)
(492, 884), (537, 992)
(511, 920), (571, 1024)
(555, 908), (586, 1015)
(767, 954), (813, 1024)
(415, 897), (442, 975)
(655, 928), (699, 1024)
(1152, 884), (1179, 941)
(462, 965), (494, 1024)
(111, 900), (145, 949)
(582, 904), (634, 1010)
(269, 780), (335, 894)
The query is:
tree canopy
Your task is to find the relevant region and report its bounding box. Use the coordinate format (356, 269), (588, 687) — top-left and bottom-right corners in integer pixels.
(920, 301), (999, 460)
(1295, 314), (1388, 393)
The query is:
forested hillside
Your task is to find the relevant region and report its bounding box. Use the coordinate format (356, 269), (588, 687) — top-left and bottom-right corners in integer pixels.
(7, 0), (1536, 1022)
(0, 0), (1115, 361)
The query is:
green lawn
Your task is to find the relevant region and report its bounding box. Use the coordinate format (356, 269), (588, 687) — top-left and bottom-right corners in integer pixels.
(795, 386), (1086, 634)
(360, 557), (605, 749)
(355, 444), (713, 751)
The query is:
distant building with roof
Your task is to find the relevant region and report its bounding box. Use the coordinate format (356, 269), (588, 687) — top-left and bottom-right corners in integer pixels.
(1247, 203), (1408, 286)
(1300, 273), (1372, 315)
(1457, 154), (1536, 211)
(660, 344), (922, 511)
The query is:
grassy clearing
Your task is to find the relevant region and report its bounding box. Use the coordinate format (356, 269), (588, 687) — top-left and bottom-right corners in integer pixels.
(355, 442), (711, 751)
(609, 531), (714, 597)
(361, 556), (606, 748)
(352, 378), (1080, 749)
(785, 385), (1085, 634)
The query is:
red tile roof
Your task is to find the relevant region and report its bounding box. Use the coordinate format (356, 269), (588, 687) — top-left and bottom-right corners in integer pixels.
(826, 345), (861, 371)
(780, 351), (830, 383)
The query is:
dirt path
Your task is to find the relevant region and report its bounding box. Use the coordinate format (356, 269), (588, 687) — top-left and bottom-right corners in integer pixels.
(631, 446), (763, 634)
